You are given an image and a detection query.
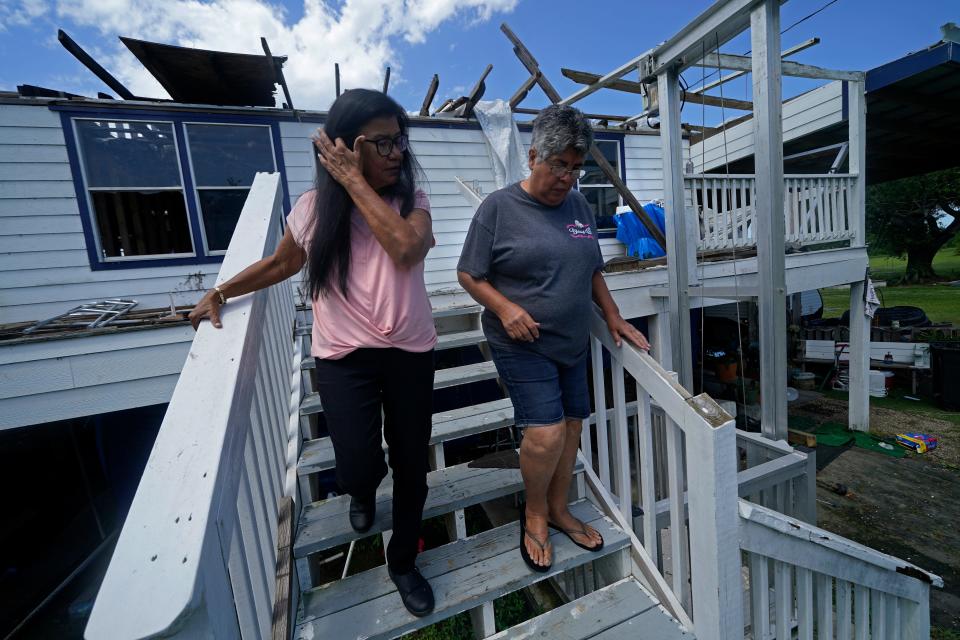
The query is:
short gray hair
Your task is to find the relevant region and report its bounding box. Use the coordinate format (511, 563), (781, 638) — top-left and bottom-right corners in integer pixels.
(530, 105), (594, 163)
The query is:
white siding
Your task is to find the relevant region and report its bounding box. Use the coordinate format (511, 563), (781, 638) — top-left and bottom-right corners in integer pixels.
(0, 103), (220, 324)
(690, 82), (843, 172)
(0, 325), (194, 429)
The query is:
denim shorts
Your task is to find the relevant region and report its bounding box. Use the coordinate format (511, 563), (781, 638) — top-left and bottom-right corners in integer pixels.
(489, 346), (590, 427)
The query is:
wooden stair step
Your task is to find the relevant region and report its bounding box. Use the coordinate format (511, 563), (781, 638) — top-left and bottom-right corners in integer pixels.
(294, 500), (630, 640)
(435, 328), (486, 351)
(300, 329), (487, 370)
(299, 361), (499, 416)
(488, 577), (692, 639)
(433, 360), (498, 389)
(298, 398), (514, 476)
(293, 455), (583, 559)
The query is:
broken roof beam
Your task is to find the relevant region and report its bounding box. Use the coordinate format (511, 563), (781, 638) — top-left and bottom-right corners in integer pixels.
(419, 74), (439, 116)
(690, 37), (820, 95)
(260, 37), (294, 110)
(558, 56), (649, 106)
(562, 68), (753, 111)
(58, 29), (138, 100)
(513, 106), (634, 122)
(461, 63), (493, 118)
(500, 22), (668, 250)
(508, 72), (540, 109)
(697, 52), (864, 82)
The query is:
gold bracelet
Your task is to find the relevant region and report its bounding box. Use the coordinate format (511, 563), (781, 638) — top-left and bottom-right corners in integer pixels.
(214, 286), (226, 305)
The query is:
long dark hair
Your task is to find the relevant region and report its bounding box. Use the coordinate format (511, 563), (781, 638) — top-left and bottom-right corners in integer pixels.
(307, 88), (422, 299)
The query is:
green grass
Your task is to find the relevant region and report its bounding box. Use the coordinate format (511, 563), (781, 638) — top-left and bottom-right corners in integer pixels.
(867, 251), (960, 282)
(825, 388), (960, 427)
(819, 252), (960, 326)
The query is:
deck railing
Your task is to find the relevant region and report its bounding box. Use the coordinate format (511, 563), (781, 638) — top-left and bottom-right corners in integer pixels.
(583, 309), (743, 640)
(686, 174), (858, 252)
(85, 172), (299, 639)
(583, 309), (938, 640)
(740, 500), (942, 640)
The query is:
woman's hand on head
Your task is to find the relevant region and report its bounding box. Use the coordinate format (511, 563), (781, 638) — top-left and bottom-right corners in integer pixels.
(188, 290), (223, 331)
(607, 315), (650, 351)
(499, 302), (540, 342)
(312, 129), (365, 190)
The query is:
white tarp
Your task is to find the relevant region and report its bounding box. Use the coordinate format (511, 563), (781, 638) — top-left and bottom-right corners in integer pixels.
(473, 99), (529, 189)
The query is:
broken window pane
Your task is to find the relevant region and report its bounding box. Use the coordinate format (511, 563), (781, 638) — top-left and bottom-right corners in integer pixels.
(74, 118), (195, 259)
(75, 120), (182, 188)
(91, 190), (193, 258)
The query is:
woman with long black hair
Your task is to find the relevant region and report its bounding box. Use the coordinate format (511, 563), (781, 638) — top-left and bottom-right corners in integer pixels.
(189, 88), (437, 616)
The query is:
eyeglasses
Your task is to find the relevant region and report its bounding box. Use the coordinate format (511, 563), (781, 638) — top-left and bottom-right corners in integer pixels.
(363, 134), (409, 157)
(547, 162), (586, 180)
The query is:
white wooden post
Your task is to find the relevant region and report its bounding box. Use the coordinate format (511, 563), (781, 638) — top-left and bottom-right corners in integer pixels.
(685, 402), (742, 640)
(647, 310), (674, 371)
(848, 79), (867, 247)
(658, 67), (694, 390)
(751, 0), (788, 441)
(848, 280), (870, 432)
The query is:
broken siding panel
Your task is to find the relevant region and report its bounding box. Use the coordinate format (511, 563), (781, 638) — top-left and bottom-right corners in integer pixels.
(691, 82), (843, 172)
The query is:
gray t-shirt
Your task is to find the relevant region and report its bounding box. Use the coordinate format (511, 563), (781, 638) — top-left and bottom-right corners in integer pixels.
(457, 182), (605, 366)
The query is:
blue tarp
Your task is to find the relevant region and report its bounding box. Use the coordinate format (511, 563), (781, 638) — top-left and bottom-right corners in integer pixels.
(615, 203), (666, 259)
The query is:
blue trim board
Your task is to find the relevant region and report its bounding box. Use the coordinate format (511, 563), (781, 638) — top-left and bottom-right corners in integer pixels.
(172, 115), (208, 257)
(58, 110), (105, 270)
(866, 41), (959, 93)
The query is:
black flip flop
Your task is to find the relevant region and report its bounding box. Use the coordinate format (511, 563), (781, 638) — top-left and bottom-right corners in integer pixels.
(547, 519), (604, 552)
(519, 505), (552, 573)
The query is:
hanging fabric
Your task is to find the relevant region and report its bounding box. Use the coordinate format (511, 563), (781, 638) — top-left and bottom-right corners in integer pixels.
(473, 99), (529, 189)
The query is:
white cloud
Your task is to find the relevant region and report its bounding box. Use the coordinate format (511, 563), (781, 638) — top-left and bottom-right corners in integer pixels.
(11, 0), (516, 108)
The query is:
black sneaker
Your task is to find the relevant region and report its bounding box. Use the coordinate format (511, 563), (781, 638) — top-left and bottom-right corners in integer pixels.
(348, 495), (375, 533)
(388, 566), (435, 617)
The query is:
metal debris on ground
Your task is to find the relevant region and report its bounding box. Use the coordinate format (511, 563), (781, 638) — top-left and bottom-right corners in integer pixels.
(23, 299), (139, 334)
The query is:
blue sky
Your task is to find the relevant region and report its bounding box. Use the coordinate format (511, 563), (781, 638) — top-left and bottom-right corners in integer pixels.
(0, 0), (956, 121)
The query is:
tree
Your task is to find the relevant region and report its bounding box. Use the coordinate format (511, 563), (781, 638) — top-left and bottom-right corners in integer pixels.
(866, 167), (960, 283)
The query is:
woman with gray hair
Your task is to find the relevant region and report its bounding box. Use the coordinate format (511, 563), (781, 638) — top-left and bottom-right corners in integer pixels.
(457, 105), (649, 572)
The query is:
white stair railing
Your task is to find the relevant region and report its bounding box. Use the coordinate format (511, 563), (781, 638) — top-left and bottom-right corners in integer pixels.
(740, 500), (942, 640)
(584, 308), (743, 640)
(85, 172), (298, 640)
(686, 174), (858, 252)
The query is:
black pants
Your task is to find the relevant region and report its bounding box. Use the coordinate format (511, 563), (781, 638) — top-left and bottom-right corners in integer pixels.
(313, 347), (435, 573)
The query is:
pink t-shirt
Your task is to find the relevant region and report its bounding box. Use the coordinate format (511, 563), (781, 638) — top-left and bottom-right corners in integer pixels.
(287, 189), (437, 360)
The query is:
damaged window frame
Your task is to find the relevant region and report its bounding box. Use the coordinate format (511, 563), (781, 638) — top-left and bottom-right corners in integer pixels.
(61, 109), (285, 270)
(71, 116), (198, 262)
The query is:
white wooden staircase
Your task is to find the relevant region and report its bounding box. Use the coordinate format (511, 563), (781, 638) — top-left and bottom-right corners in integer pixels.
(83, 173), (941, 640)
(289, 302), (690, 640)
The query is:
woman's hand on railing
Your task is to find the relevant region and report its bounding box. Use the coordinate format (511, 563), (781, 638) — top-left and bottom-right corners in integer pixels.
(606, 314), (650, 351)
(189, 291), (223, 330)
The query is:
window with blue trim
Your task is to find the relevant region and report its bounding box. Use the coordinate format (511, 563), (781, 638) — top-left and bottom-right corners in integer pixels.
(71, 117), (276, 264)
(74, 119), (194, 259)
(185, 123), (276, 253)
(577, 138), (622, 232)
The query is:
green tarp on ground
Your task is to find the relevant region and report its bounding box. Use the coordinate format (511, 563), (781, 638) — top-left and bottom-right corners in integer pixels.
(814, 421), (907, 457)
